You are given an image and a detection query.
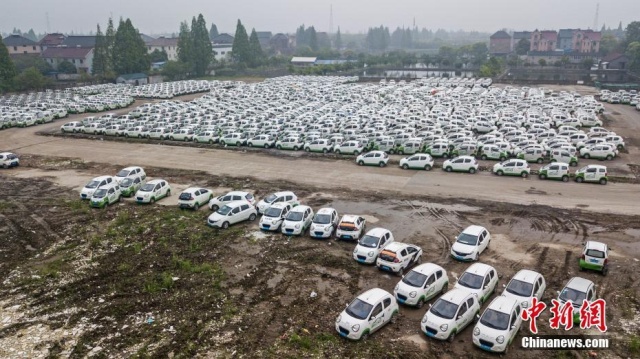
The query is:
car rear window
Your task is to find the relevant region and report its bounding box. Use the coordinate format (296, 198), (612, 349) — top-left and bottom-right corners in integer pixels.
(339, 222), (356, 231)
(179, 192), (192, 200)
(586, 249), (605, 258)
(378, 250), (397, 262)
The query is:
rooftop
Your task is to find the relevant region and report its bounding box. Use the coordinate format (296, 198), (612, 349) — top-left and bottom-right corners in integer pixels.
(3, 34), (37, 46)
(42, 47), (92, 58)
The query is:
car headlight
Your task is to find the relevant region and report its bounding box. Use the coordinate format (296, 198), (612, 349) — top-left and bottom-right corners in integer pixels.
(351, 324), (360, 332)
(368, 251), (375, 257)
(474, 327), (480, 336)
(336, 315), (342, 323)
(440, 324), (448, 332)
(394, 284), (399, 292)
(353, 248), (358, 254)
(421, 315), (428, 324)
(325, 226), (331, 232)
(521, 301), (529, 308)
(295, 224), (301, 229)
(409, 291), (417, 298)
(496, 335), (505, 344)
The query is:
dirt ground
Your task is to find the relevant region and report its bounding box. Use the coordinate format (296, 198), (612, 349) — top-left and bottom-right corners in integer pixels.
(0, 155), (639, 359)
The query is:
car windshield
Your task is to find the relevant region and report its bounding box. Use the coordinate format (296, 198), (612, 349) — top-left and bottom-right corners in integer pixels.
(358, 235), (380, 248)
(93, 189), (107, 198)
(456, 233), (478, 246)
(116, 170), (130, 177)
(216, 205), (233, 216)
(285, 211), (303, 221)
(6, 154), (17, 159)
(179, 192), (192, 200)
(559, 287), (586, 304)
(402, 270), (428, 288)
(505, 279), (534, 297)
(585, 249), (605, 258)
(120, 178), (133, 187)
(480, 309), (510, 330)
(345, 298), (373, 320)
(264, 194), (277, 203)
(85, 180), (101, 189)
(313, 213), (332, 224)
(458, 272), (484, 290)
(140, 183), (155, 192)
(264, 207), (283, 218)
(430, 298), (458, 320)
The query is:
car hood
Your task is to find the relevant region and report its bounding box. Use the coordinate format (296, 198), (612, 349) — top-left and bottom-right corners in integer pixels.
(501, 291), (532, 306)
(474, 321), (510, 339)
(423, 311), (451, 328)
(451, 242), (477, 254)
(208, 212), (227, 222)
(395, 280), (422, 296)
(310, 222), (333, 231)
(354, 244), (379, 256)
(260, 216), (283, 224)
(337, 311), (366, 329)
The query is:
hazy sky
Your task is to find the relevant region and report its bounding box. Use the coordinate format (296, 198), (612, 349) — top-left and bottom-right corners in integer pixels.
(2, 0), (639, 36)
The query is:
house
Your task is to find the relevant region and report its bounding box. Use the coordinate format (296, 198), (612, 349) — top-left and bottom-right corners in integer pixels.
(61, 36), (96, 48)
(256, 31), (272, 50)
(601, 53), (629, 70)
(526, 51), (600, 66)
(291, 57), (317, 67)
(573, 30), (601, 53)
(511, 31), (531, 52)
(38, 33), (66, 50)
(557, 29), (577, 51)
(140, 34), (156, 45)
(42, 47), (94, 73)
(212, 33), (234, 45)
(270, 33), (291, 54)
(212, 44), (232, 61)
(530, 30), (557, 52)
(147, 37), (179, 61)
(116, 73), (148, 85)
(3, 34), (40, 55)
(489, 30), (511, 55)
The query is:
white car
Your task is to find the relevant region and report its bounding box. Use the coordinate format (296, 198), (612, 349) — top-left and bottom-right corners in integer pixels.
(538, 162), (570, 182)
(177, 187), (213, 210)
(353, 228), (395, 264)
(89, 182), (121, 209)
(80, 175), (117, 200)
(442, 155), (478, 174)
(193, 131), (219, 144)
(0, 152), (19, 168)
(454, 263), (499, 304)
(207, 201), (257, 229)
(255, 191), (299, 214)
(247, 134), (275, 148)
(304, 139), (332, 153)
(502, 269), (546, 309)
(259, 202), (292, 231)
(281, 205), (314, 235)
(557, 277), (597, 325)
(399, 154), (434, 171)
(579, 144), (616, 160)
(450, 225), (491, 261)
(421, 288), (481, 342)
(335, 288), (399, 340)
(135, 179), (171, 204)
(356, 151), (389, 167)
(376, 242), (423, 276)
(472, 296), (522, 354)
(334, 140), (364, 155)
(115, 166), (146, 184)
(209, 191), (256, 211)
(575, 164), (608, 185)
(492, 159), (530, 178)
(275, 137), (304, 150)
(394, 263), (449, 308)
(309, 207), (339, 239)
(60, 121), (83, 133)
(335, 214), (367, 241)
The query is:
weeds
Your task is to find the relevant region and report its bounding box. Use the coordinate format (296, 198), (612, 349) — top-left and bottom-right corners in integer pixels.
(630, 335), (640, 356)
(143, 271), (174, 293)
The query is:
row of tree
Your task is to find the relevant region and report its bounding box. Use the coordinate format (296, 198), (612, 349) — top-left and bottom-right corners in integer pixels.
(177, 14), (213, 77)
(93, 18), (149, 80)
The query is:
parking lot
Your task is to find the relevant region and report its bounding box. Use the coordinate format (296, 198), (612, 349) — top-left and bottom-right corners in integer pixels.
(0, 79), (639, 357)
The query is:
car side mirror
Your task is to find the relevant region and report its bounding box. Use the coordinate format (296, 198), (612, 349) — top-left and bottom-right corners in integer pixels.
(476, 314), (480, 321)
(502, 284), (506, 288)
(556, 290), (560, 295)
(369, 315), (376, 322)
(511, 325), (516, 330)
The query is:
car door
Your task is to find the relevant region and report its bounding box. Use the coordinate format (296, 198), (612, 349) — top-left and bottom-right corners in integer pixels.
(508, 306), (521, 343)
(154, 183), (161, 197)
(107, 187), (116, 204)
(504, 161), (515, 174)
(548, 164), (559, 178)
(240, 204), (251, 221)
(454, 301), (470, 331)
(585, 167), (597, 180)
(382, 297), (394, 324)
(424, 273), (437, 300)
(230, 206), (242, 224)
(478, 231), (488, 253)
(369, 302), (385, 333)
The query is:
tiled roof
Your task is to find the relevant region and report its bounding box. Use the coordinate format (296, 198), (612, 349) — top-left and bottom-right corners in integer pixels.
(39, 33), (66, 47)
(490, 31), (511, 39)
(3, 34), (37, 46)
(148, 37), (178, 47)
(61, 36), (96, 47)
(42, 47), (92, 59)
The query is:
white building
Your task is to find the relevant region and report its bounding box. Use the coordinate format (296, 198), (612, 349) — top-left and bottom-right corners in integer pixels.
(147, 37), (179, 61)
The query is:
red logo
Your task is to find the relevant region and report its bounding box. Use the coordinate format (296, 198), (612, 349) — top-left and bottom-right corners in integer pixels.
(579, 298), (608, 332)
(549, 299), (575, 330)
(520, 297), (547, 334)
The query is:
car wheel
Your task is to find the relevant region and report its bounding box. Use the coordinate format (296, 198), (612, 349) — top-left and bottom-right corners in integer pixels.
(322, 148), (328, 154)
(170, 136), (175, 141)
(103, 202), (108, 209)
(335, 150), (341, 154)
(503, 344), (509, 355)
(166, 189), (171, 196)
(599, 178), (607, 185)
(496, 170), (504, 176)
(264, 143), (269, 148)
(445, 166), (452, 172)
(360, 332), (369, 341)
(249, 213), (257, 221)
(397, 267), (404, 277)
(124, 133), (129, 137)
(441, 282), (448, 295)
(576, 177), (584, 183)
(276, 145), (282, 150)
(390, 311), (398, 324)
(469, 168), (476, 174)
(537, 158), (543, 164)
(521, 172), (528, 178)
(499, 156), (506, 161)
(570, 161), (577, 167)
(222, 221), (229, 229)
(474, 253), (479, 261)
(583, 153), (590, 159)
(617, 144), (624, 150)
(539, 174), (547, 180)
(473, 311), (480, 323)
(358, 160), (364, 166)
(194, 203), (199, 211)
(606, 155), (613, 160)
(138, 134), (142, 138)
(379, 162), (386, 167)
(602, 266), (608, 276)
(447, 330), (456, 343)
(211, 204), (219, 211)
(481, 154), (487, 160)
(398, 150), (404, 155)
(354, 150), (359, 155)
(562, 175), (569, 182)
(402, 164), (409, 170)
(305, 147), (310, 152)
(442, 153), (449, 158)
(150, 198), (155, 204)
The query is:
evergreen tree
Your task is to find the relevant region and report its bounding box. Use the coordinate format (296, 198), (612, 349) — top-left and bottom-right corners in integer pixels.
(335, 27), (342, 50)
(209, 23), (219, 41)
(26, 29), (37, 41)
(92, 24), (107, 77)
(192, 14), (213, 76)
(231, 19), (251, 64)
(248, 28), (264, 67)
(177, 21), (192, 66)
(0, 37), (17, 92)
(104, 18), (116, 77)
(112, 18), (150, 75)
(307, 26), (318, 51)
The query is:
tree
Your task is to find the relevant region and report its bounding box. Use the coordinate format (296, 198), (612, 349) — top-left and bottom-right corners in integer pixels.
(366, 26), (390, 51)
(560, 55), (570, 68)
(599, 34), (619, 56)
(14, 67), (49, 91)
(177, 21), (192, 66)
(307, 26), (318, 51)
(161, 61), (189, 80)
(538, 58), (547, 67)
(26, 29), (37, 42)
(104, 18), (116, 77)
(478, 57), (503, 77)
(335, 27), (342, 50)
(12, 54), (52, 74)
(581, 57), (594, 69)
(626, 41), (640, 73)
(515, 39), (530, 55)
(191, 14), (213, 76)
(209, 23), (219, 41)
(112, 18), (150, 75)
(149, 49), (168, 63)
(92, 24), (107, 77)
(231, 19), (251, 64)
(248, 28), (264, 67)
(58, 60), (77, 74)
(625, 21), (640, 47)
(0, 37), (17, 92)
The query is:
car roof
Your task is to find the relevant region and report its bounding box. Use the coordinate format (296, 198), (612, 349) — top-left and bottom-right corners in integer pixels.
(462, 225), (487, 236)
(146, 179), (165, 184)
(316, 207), (336, 215)
(0, 152), (14, 156)
(183, 187), (206, 193)
(512, 269), (541, 283)
(585, 241), (607, 251)
(269, 202), (291, 209)
(290, 205), (310, 212)
(225, 191), (250, 196)
(412, 263), (445, 276)
(93, 175), (115, 181)
(439, 288), (474, 304)
(487, 296), (519, 314)
(224, 200), (251, 208)
(364, 227), (390, 237)
(382, 242), (413, 252)
(585, 164), (607, 169)
(565, 277), (594, 291)
(121, 166), (142, 171)
(464, 262), (495, 276)
(340, 214), (362, 223)
(358, 288), (392, 304)
(273, 191), (295, 197)
(548, 162), (569, 166)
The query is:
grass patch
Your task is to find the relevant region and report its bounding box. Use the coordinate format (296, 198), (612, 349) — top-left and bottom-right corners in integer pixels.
(65, 199), (90, 214)
(288, 333), (313, 350)
(143, 271), (174, 294)
(36, 258), (67, 279)
(630, 335), (640, 355)
(0, 200), (14, 211)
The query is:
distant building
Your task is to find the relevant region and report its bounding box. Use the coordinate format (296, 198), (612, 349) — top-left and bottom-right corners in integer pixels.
(291, 57), (317, 67)
(61, 36), (97, 48)
(212, 33), (234, 45)
(601, 53), (629, 70)
(530, 30), (558, 52)
(526, 51), (599, 66)
(557, 29), (577, 51)
(3, 34), (40, 55)
(213, 44), (232, 61)
(256, 31), (272, 50)
(489, 30), (511, 55)
(573, 30), (601, 53)
(116, 73), (148, 85)
(38, 33), (66, 50)
(42, 47), (94, 73)
(147, 37), (179, 61)
(270, 33), (291, 54)
(511, 31), (532, 51)
(140, 33), (156, 45)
